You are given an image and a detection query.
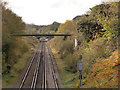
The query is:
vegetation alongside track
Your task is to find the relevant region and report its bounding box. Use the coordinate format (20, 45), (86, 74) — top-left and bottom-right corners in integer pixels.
(2, 51), (31, 88)
(49, 1), (119, 88)
(2, 0), (119, 88)
(2, 3), (38, 87)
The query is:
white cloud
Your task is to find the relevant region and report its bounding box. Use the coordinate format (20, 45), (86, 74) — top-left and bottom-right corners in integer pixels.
(5, 0), (104, 25)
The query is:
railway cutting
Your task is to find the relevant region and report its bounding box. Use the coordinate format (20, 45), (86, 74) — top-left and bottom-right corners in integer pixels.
(17, 40), (62, 89)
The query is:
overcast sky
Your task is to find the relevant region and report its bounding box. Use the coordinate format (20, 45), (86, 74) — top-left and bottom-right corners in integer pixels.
(4, 0), (108, 25)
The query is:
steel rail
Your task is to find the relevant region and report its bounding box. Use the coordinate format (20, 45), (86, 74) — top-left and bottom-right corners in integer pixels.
(31, 42), (43, 89)
(19, 44), (40, 89)
(47, 45), (62, 86)
(43, 42), (47, 89)
(47, 45), (59, 89)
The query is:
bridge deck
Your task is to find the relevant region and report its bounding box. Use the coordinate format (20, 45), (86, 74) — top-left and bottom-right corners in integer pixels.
(11, 34), (71, 36)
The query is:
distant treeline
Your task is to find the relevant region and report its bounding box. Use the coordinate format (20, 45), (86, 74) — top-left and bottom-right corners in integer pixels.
(28, 22), (60, 34)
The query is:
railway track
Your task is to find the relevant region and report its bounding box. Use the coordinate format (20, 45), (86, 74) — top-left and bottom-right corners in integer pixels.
(19, 43), (40, 89)
(47, 44), (59, 89)
(43, 41), (47, 89)
(30, 43), (42, 89)
(19, 42), (42, 89)
(19, 40), (59, 89)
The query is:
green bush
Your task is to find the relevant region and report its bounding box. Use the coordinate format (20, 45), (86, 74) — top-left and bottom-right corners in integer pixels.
(64, 54), (77, 73)
(89, 38), (106, 58)
(60, 40), (74, 59)
(76, 38), (107, 73)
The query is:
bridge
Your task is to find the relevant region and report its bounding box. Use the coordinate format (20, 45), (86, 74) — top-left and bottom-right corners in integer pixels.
(11, 34), (71, 39)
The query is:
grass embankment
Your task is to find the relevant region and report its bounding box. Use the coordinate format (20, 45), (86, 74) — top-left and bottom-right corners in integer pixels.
(2, 50), (31, 88)
(49, 46), (79, 88)
(49, 39), (119, 88)
(49, 38), (119, 88)
(2, 36), (38, 88)
(3, 37), (39, 88)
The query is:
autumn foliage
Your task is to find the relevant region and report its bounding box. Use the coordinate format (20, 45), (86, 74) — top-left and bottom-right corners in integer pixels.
(81, 50), (119, 88)
(2, 3), (28, 74)
(49, 1), (119, 88)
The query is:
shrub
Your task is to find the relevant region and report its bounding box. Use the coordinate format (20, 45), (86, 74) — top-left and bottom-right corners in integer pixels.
(89, 38), (106, 58)
(60, 40), (74, 59)
(64, 54), (77, 73)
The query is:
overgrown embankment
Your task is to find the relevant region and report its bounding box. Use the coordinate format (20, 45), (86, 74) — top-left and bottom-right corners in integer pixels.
(2, 3), (38, 87)
(49, 1), (119, 88)
(81, 50), (119, 88)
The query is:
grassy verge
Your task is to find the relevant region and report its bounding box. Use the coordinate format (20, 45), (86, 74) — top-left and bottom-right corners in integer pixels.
(2, 50), (31, 88)
(51, 47), (79, 88)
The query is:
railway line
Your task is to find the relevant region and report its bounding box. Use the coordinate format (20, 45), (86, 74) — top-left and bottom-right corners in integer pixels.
(19, 40), (59, 89)
(47, 45), (59, 89)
